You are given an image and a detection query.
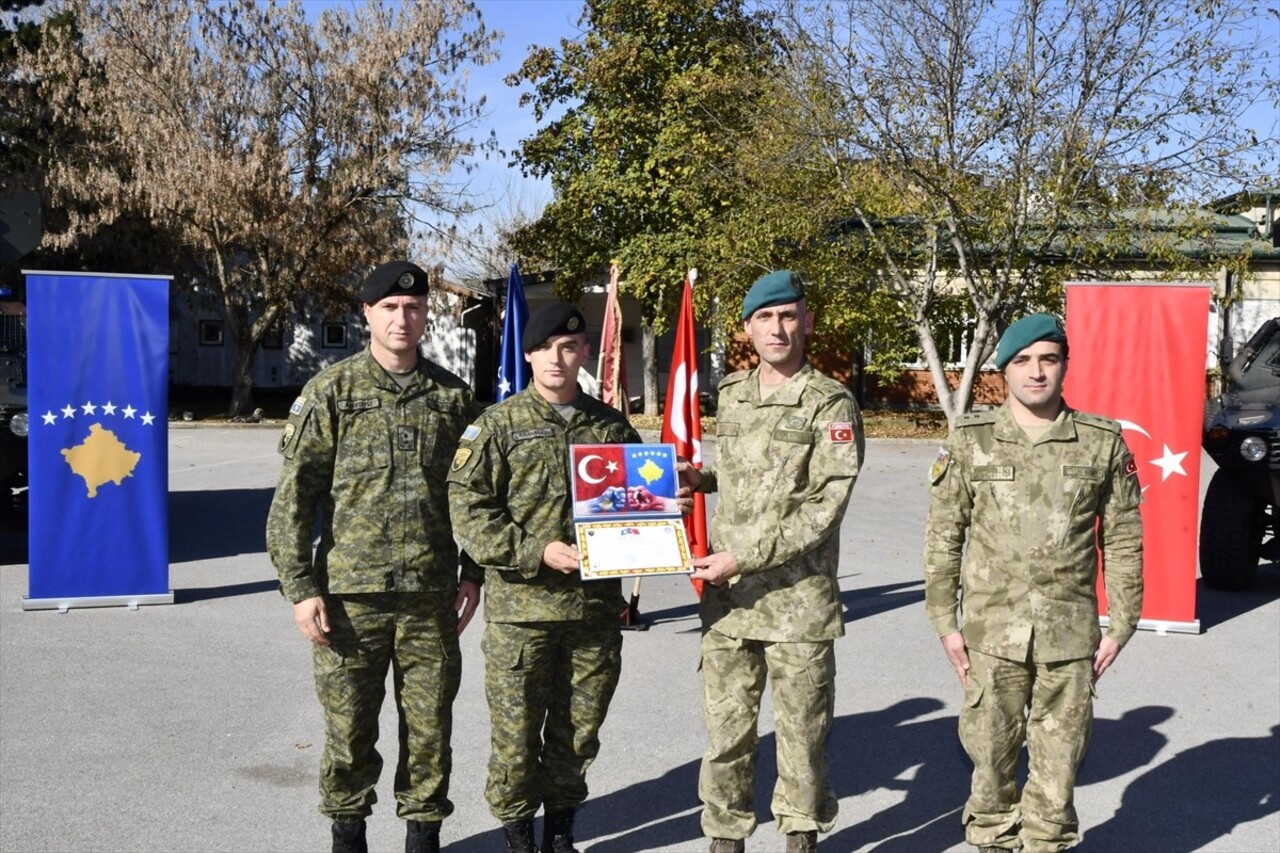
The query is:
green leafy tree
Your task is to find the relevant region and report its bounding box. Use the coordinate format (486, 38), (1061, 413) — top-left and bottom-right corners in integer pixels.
(508, 0), (778, 412)
(756, 0), (1277, 422)
(23, 0), (497, 415)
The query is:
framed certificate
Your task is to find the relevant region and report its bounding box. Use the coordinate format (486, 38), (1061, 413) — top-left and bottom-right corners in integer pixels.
(575, 518), (692, 580)
(568, 443), (693, 579)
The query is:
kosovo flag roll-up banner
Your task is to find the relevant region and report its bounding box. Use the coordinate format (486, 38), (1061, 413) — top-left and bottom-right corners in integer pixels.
(23, 271), (173, 610)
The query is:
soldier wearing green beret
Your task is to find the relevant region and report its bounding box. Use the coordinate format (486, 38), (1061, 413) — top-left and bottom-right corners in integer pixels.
(684, 270), (865, 853)
(924, 312), (1144, 852)
(447, 302), (643, 853)
(267, 261), (482, 853)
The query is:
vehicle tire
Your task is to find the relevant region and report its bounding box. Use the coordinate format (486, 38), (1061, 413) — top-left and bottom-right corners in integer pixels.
(1198, 468), (1265, 591)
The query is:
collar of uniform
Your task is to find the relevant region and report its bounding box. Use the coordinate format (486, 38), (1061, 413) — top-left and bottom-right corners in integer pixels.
(993, 399), (1077, 444)
(360, 347), (428, 392)
(750, 361), (813, 405)
(520, 384), (579, 423)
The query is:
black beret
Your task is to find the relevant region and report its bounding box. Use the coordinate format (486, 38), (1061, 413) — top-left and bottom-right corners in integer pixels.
(994, 313), (1067, 369)
(523, 302), (587, 352)
(360, 261), (429, 304)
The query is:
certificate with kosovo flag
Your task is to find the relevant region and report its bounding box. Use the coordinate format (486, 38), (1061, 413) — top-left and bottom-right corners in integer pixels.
(24, 271), (173, 610)
(569, 443), (692, 580)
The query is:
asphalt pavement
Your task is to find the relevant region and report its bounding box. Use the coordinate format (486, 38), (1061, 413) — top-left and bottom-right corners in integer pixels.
(0, 428), (1276, 852)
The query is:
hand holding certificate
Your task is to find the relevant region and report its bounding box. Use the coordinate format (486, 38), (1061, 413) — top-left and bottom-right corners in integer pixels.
(568, 443), (694, 579)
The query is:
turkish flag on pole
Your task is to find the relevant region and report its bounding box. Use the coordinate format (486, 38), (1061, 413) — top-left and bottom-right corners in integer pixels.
(1064, 282), (1211, 631)
(661, 270), (709, 597)
(598, 262), (629, 414)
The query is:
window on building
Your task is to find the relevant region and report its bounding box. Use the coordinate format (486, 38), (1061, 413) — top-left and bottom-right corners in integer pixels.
(198, 319), (224, 346)
(322, 322), (347, 349)
(261, 323), (283, 350)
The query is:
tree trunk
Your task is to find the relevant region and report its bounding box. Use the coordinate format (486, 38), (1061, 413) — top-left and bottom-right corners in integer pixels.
(228, 337), (256, 419)
(642, 322), (658, 415)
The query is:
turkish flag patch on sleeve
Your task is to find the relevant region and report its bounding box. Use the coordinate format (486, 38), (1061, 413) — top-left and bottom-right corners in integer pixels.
(828, 422), (854, 443)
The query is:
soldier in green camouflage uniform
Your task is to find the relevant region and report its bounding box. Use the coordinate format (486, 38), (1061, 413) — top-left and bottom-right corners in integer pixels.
(266, 262), (482, 853)
(686, 271), (864, 853)
(447, 303), (641, 853)
(924, 313), (1143, 853)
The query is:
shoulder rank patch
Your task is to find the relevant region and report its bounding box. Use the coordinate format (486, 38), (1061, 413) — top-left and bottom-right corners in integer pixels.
(451, 447), (473, 472)
(289, 397), (306, 416)
(828, 422), (854, 443)
(929, 448), (951, 484)
(461, 424), (481, 441)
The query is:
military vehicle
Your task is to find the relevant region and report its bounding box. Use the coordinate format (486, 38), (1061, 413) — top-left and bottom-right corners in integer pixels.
(1200, 316), (1280, 590)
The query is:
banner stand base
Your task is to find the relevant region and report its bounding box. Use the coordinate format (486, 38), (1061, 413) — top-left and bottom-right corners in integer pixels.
(22, 592), (175, 612)
(1100, 615), (1200, 636)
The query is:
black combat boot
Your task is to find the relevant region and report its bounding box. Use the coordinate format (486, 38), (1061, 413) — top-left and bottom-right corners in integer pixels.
(331, 819), (368, 853)
(541, 809), (580, 853)
(503, 819), (536, 853)
(406, 819), (441, 853)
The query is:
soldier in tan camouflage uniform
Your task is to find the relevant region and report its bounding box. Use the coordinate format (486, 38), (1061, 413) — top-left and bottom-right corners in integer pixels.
(447, 303), (642, 853)
(925, 313), (1144, 853)
(266, 262), (482, 853)
(684, 271), (864, 853)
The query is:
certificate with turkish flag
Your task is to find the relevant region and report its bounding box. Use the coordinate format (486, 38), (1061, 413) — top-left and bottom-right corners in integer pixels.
(1064, 282), (1211, 632)
(569, 443), (693, 578)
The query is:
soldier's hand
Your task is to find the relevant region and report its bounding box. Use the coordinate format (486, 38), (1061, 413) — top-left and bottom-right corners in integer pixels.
(455, 580), (481, 636)
(674, 485), (694, 515)
(543, 542), (582, 574)
(294, 596), (331, 646)
(941, 632), (969, 688)
(691, 552), (740, 587)
(676, 458), (703, 492)
(1093, 635), (1122, 681)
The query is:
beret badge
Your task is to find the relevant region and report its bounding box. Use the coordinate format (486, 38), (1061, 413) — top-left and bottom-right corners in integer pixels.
(397, 272), (415, 290)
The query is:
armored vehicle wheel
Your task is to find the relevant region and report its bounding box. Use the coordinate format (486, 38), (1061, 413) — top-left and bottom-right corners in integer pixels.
(1198, 468), (1265, 591)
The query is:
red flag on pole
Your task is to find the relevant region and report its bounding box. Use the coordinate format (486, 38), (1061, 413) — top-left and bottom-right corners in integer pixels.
(598, 261), (628, 414)
(661, 270), (709, 598)
(1063, 282), (1211, 632)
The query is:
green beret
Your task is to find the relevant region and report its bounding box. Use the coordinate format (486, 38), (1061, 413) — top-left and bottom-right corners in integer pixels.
(994, 313), (1067, 369)
(741, 270), (805, 320)
(523, 302), (586, 352)
(361, 261), (429, 304)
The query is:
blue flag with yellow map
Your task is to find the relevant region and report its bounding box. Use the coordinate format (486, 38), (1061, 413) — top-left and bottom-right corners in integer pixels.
(26, 271), (171, 604)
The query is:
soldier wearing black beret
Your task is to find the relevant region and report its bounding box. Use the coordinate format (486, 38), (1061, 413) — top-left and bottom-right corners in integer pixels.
(269, 259), (481, 853)
(447, 299), (646, 853)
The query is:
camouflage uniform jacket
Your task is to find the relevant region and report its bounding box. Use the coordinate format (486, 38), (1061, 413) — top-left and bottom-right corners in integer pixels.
(924, 401), (1144, 663)
(266, 349), (480, 603)
(446, 386), (641, 623)
(699, 362), (864, 642)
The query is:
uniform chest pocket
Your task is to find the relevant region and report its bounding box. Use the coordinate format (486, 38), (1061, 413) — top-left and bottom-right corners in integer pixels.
(336, 408), (390, 472)
(508, 435), (566, 503)
(1062, 465), (1105, 517)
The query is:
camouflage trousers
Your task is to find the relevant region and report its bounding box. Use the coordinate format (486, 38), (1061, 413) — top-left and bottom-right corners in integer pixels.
(960, 647), (1094, 853)
(312, 591), (461, 822)
(699, 628), (838, 839)
(481, 618), (623, 822)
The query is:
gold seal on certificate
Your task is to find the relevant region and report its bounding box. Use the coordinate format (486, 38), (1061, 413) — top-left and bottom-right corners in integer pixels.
(568, 443), (693, 579)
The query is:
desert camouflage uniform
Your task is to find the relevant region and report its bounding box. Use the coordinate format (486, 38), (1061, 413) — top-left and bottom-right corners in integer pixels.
(446, 386), (640, 822)
(925, 401), (1143, 852)
(266, 348), (479, 822)
(697, 362), (863, 840)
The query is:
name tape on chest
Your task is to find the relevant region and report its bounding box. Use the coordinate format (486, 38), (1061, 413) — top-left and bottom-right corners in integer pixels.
(513, 427), (556, 442)
(337, 398), (380, 412)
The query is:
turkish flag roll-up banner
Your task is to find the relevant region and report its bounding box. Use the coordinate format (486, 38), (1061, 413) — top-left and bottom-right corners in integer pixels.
(1064, 282), (1210, 632)
(660, 271), (708, 597)
(24, 270), (173, 610)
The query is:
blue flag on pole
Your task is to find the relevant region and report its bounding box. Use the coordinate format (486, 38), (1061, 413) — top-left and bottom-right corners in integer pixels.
(496, 262), (529, 402)
(25, 271), (172, 607)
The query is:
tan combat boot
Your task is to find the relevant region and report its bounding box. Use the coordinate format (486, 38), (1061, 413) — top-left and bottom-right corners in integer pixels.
(709, 839), (745, 853)
(785, 830), (817, 853)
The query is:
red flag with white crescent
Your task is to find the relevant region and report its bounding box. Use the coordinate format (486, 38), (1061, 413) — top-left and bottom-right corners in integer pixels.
(1064, 282), (1211, 629)
(661, 271), (708, 597)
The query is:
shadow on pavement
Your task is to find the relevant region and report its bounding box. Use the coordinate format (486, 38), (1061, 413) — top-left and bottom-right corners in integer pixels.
(506, 697), (1182, 853)
(1196, 564), (1280, 630)
(175, 578), (280, 603)
(169, 487), (275, 563)
(840, 580), (925, 623)
(1080, 724), (1280, 852)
